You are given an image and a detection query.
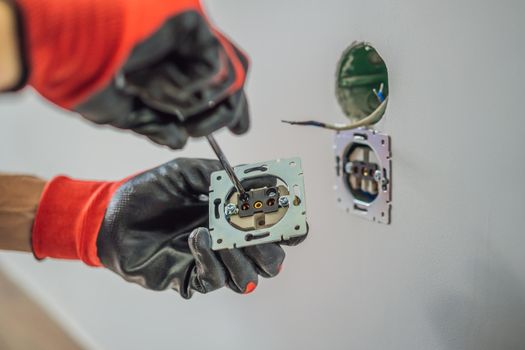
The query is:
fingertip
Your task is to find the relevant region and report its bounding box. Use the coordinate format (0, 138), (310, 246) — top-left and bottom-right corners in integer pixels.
(243, 243), (284, 278)
(228, 93), (250, 135)
(243, 281), (257, 294)
(281, 232), (308, 246)
(219, 249), (259, 293)
(146, 123), (188, 150)
(165, 128), (189, 150)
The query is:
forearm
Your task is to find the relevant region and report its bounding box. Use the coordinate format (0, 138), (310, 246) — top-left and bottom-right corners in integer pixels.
(0, 0), (22, 91)
(0, 174), (46, 252)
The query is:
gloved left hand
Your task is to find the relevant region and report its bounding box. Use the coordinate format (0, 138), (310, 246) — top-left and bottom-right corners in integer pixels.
(32, 158), (306, 298)
(11, 0), (249, 149)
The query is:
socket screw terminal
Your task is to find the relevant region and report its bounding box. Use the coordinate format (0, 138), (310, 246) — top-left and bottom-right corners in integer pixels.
(278, 196), (290, 207)
(373, 170), (382, 181)
(344, 161), (354, 174)
(224, 203), (238, 217)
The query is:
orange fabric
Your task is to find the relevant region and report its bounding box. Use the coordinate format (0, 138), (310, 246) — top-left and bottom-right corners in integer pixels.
(32, 176), (123, 266)
(243, 281), (257, 294)
(16, 0), (244, 109)
(213, 31), (248, 99)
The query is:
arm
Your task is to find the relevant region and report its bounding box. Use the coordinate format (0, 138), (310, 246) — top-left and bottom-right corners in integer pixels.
(0, 174), (46, 252)
(1, 160), (306, 298)
(4, 0), (249, 149)
(0, 0), (22, 90)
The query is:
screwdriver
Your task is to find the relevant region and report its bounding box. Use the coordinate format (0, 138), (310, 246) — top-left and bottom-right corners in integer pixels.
(206, 134), (246, 197)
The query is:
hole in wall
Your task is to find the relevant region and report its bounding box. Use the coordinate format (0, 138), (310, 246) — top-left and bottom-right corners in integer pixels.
(335, 41), (389, 123)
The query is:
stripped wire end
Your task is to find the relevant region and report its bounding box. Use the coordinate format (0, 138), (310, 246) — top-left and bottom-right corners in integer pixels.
(281, 120), (328, 128)
(282, 89), (388, 132)
(373, 83), (386, 103)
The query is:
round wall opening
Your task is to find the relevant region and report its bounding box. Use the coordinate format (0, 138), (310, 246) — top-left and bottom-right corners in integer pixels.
(335, 42), (389, 124)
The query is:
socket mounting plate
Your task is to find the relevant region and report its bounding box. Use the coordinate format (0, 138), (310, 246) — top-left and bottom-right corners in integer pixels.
(209, 157), (307, 250)
(334, 127), (392, 224)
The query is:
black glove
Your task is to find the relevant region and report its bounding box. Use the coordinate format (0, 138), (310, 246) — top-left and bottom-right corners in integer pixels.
(13, 0), (249, 149)
(97, 158), (307, 298)
(77, 15), (251, 149)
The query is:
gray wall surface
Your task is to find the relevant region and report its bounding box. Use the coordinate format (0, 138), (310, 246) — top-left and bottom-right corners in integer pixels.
(1, 0), (525, 349)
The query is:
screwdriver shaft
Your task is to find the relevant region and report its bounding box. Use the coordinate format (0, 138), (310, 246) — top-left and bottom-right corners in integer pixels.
(206, 134), (246, 195)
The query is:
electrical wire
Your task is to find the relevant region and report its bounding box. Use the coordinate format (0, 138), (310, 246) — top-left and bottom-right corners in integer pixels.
(373, 83), (386, 103)
(282, 95), (388, 131)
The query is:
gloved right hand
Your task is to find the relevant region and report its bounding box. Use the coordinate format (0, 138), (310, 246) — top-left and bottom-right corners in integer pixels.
(10, 0), (249, 149)
(32, 158), (307, 298)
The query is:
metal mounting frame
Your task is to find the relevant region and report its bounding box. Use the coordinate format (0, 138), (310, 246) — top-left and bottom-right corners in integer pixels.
(334, 127), (392, 224)
(209, 157), (307, 250)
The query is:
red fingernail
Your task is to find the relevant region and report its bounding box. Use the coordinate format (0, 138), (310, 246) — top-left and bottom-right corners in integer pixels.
(243, 282), (257, 294)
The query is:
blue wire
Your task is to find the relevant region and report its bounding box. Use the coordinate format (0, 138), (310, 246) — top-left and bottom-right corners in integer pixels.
(376, 90), (385, 102)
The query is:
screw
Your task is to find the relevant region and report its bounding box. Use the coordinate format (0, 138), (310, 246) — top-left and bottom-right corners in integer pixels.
(278, 196), (290, 207)
(224, 203), (238, 217)
(344, 162), (354, 174)
(373, 170), (382, 181)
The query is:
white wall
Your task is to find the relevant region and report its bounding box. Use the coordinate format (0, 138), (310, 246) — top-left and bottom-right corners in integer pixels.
(1, 0), (525, 349)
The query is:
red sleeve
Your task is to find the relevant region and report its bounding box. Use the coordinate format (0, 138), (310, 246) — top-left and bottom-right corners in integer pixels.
(16, 0), (204, 109)
(32, 176), (123, 266)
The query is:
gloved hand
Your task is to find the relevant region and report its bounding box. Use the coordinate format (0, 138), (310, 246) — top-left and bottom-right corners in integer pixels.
(12, 0), (249, 149)
(32, 159), (306, 298)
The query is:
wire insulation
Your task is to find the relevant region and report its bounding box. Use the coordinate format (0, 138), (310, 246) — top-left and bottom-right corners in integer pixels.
(282, 96), (388, 131)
